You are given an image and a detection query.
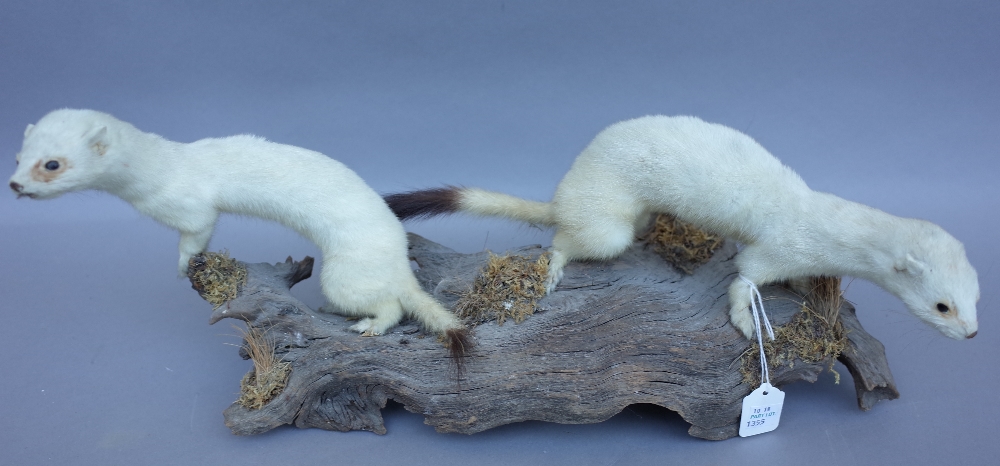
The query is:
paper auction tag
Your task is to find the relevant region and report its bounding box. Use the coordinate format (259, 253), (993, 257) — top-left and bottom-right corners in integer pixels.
(739, 382), (785, 437)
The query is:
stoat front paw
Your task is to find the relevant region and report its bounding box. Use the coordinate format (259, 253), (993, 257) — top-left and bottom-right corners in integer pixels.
(178, 259), (191, 278)
(727, 281), (756, 339)
(729, 306), (756, 340)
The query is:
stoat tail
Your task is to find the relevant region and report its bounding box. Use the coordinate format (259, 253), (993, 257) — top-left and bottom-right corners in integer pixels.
(400, 286), (473, 374)
(384, 186), (556, 226)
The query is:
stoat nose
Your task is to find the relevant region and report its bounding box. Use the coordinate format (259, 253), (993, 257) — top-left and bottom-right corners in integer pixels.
(966, 331), (977, 339)
(9, 181), (23, 193)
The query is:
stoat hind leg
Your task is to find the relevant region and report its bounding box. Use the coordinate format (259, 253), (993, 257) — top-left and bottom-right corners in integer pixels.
(542, 248), (569, 294)
(348, 299), (405, 336)
(545, 217), (638, 294)
(347, 317), (374, 334)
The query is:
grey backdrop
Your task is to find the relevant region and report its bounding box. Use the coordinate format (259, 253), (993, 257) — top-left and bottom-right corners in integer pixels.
(1, 1), (997, 465)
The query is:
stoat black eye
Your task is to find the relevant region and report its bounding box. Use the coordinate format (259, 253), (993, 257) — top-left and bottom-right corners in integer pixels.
(936, 303), (950, 313)
(44, 160), (60, 171)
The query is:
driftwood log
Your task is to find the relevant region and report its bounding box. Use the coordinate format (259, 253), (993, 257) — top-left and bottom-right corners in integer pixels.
(190, 234), (899, 440)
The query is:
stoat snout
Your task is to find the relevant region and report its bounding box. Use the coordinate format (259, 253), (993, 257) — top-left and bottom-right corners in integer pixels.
(9, 181), (33, 198)
(940, 315), (978, 340)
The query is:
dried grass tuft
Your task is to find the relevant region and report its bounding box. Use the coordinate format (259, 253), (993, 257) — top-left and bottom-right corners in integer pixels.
(234, 324), (291, 410)
(454, 252), (549, 326)
(803, 276), (843, 328)
(189, 251), (247, 308)
(740, 276), (848, 387)
(642, 213), (724, 274)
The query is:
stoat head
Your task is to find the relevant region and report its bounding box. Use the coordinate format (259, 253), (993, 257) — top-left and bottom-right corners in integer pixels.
(889, 222), (979, 340)
(9, 109), (118, 200)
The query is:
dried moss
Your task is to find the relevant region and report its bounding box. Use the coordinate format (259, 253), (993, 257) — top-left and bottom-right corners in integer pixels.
(234, 324), (291, 410)
(740, 276), (848, 387)
(189, 251), (247, 309)
(454, 252), (549, 326)
(642, 213), (724, 274)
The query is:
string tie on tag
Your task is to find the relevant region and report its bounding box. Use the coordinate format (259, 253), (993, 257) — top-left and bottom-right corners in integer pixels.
(739, 275), (774, 386)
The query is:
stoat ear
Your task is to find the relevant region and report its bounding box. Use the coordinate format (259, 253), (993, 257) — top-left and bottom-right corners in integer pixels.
(24, 123), (34, 138)
(84, 126), (109, 155)
(895, 253), (927, 276)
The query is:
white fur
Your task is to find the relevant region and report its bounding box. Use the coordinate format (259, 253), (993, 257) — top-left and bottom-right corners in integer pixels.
(444, 115), (980, 340)
(9, 109), (463, 337)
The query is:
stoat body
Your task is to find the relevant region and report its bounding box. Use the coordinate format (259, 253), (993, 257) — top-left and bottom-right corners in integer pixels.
(9, 109), (469, 353)
(385, 115), (979, 340)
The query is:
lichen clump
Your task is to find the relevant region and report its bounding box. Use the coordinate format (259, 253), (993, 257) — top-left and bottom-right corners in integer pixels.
(454, 252), (549, 326)
(189, 251), (247, 308)
(740, 276), (849, 387)
(643, 213), (724, 274)
(234, 324), (291, 410)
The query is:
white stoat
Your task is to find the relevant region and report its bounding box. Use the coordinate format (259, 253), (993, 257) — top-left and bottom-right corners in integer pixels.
(8, 109), (470, 355)
(385, 115), (979, 341)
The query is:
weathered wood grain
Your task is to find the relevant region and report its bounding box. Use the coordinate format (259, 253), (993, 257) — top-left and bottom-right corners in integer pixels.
(193, 234), (898, 440)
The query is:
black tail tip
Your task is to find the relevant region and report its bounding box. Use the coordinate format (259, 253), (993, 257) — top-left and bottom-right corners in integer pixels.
(383, 186), (461, 220)
(445, 327), (474, 360)
(444, 327), (474, 380)
(443, 328), (475, 394)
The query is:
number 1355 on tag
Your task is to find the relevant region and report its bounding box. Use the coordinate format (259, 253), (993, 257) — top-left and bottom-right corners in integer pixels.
(739, 383), (785, 437)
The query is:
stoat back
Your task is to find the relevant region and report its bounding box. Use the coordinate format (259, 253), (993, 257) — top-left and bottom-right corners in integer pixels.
(558, 115), (813, 242)
(385, 115), (812, 244)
